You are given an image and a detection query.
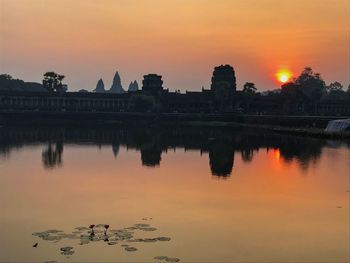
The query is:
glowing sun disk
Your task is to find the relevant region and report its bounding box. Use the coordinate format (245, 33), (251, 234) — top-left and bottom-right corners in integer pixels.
(276, 70), (292, 83)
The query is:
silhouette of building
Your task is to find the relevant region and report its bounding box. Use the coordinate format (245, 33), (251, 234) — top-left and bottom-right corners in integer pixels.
(1, 64), (349, 115)
(211, 64), (236, 112)
(109, 71), (125, 94)
(128, 80), (139, 92)
(142, 74), (164, 95)
(95, 78), (105, 93)
(211, 64), (236, 92)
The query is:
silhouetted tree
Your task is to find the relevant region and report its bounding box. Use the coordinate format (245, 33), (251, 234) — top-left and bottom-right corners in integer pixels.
(280, 67), (328, 114)
(241, 149), (253, 162)
(242, 82), (257, 94)
(241, 82), (259, 113)
(327, 81), (343, 94)
(0, 74), (12, 81)
(0, 74), (44, 92)
(0, 74), (24, 90)
(281, 82), (306, 106)
(294, 67), (326, 101)
(43, 72), (67, 92)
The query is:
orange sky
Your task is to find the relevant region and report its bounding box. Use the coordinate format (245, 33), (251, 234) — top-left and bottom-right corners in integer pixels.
(0, 0), (349, 91)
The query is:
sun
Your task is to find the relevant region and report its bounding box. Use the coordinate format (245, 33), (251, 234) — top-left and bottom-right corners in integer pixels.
(276, 70), (292, 83)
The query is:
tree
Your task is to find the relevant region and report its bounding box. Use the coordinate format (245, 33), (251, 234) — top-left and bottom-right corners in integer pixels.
(0, 74), (24, 90)
(42, 72), (67, 92)
(294, 67), (326, 100)
(327, 81), (343, 94)
(242, 82), (257, 94)
(0, 74), (12, 81)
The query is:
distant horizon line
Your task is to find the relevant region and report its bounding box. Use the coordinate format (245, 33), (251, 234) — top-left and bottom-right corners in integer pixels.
(2, 64), (348, 93)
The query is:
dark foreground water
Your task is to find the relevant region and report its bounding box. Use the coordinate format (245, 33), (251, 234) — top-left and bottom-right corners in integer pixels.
(0, 125), (349, 263)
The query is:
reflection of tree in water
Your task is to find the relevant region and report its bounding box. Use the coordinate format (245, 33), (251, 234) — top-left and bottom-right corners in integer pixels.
(42, 141), (63, 169)
(240, 149), (253, 163)
(278, 137), (322, 171)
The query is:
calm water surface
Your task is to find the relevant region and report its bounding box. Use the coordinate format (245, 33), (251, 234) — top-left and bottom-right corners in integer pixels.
(0, 126), (349, 262)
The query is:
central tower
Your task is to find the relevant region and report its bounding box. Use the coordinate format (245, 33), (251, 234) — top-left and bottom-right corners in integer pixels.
(142, 74), (164, 95)
(211, 64), (236, 92)
(210, 64), (236, 112)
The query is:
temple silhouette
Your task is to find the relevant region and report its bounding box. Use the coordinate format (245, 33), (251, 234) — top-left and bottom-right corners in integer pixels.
(0, 64), (349, 116)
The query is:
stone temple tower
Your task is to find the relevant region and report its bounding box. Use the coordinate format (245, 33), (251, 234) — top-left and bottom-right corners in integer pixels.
(109, 71), (125, 94)
(95, 78), (105, 93)
(142, 74), (164, 95)
(211, 64), (236, 92)
(210, 64), (236, 112)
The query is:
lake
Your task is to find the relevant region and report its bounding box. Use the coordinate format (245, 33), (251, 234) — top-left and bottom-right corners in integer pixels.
(0, 125), (349, 263)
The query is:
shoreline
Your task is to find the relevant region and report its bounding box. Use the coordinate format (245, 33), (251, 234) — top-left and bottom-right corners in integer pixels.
(178, 121), (350, 140)
(0, 111), (349, 140)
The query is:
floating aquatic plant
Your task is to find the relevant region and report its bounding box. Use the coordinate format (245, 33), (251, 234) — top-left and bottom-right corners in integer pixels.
(60, 246), (74, 256)
(32, 220), (177, 260)
(125, 246), (137, 252)
(154, 256), (180, 262)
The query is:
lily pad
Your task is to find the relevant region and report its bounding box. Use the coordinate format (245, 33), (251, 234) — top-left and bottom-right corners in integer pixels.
(140, 227), (157, 231)
(125, 246), (137, 252)
(75, 226), (89, 231)
(60, 246), (74, 256)
(32, 232), (49, 238)
(154, 256), (169, 260)
(134, 223), (150, 228)
(33, 221), (173, 258)
(166, 258), (180, 262)
(154, 256), (180, 262)
(45, 230), (63, 234)
(42, 236), (61, 241)
(60, 246), (73, 251)
(157, 237), (171, 241)
(80, 240), (90, 245)
(143, 238), (157, 243)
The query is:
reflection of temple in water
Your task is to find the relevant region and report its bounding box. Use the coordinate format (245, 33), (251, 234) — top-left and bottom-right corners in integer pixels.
(141, 146), (162, 167)
(209, 140), (235, 177)
(0, 126), (345, 176)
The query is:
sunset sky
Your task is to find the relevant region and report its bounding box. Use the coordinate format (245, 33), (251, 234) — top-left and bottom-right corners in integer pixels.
(0, 0), (349, 92)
